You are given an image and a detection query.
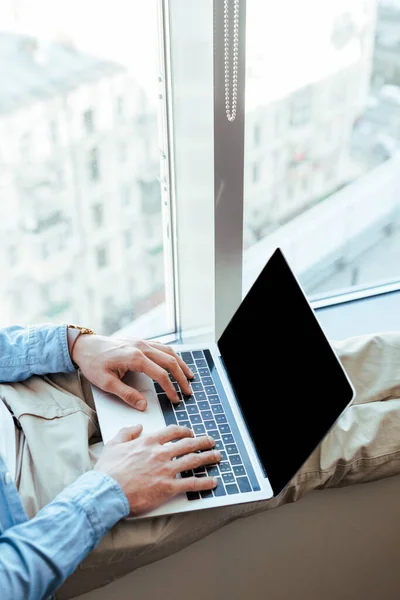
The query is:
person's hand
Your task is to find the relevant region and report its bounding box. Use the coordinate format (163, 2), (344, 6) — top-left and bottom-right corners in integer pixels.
(94, 424), (221, 516)
(71, 334), (194, 411)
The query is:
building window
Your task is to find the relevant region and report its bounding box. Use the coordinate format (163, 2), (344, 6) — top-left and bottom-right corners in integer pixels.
(89, 147), (100, 181)
(83, 109), (94, 134)
(96, 245), (108, 269)
(252, 162), (260, 183)
(8, 245), (19, 267)
(92, 203), (104, 228)
(254, 123), (261, 147)
(122, 185), (131, 206)
(49, 121), (58, 146)
(119, 140), (127, 163)
(290, 88), (312, 127)
(124, 230), (133, 249)
(116, 95), (124, 119)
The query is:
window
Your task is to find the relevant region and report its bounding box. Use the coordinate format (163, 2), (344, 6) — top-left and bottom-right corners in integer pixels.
(83, 109), (94, 134)
(89, 147), (100, 181)
(290, 88), (312, 127)
(252, 162), (260, 183)
(96, 245), (108, 269)
(92, 203), (104, 228)
(124, 230), (133, 249)
(116, 96), (124, 119)
(0, 3), (170, 338)
(243, 0), (400, 303)
(122, 185), (131, 206)
(8, 245), (19, 267)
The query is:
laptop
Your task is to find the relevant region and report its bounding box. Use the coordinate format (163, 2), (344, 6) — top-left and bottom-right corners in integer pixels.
(92, 247), (356, 519)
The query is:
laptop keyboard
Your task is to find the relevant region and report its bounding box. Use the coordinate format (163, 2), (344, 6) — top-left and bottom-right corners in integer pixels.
(154, 349), (259, 501)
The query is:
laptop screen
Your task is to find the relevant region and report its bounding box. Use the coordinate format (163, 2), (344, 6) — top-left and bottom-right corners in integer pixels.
(217, 248), (355, 496)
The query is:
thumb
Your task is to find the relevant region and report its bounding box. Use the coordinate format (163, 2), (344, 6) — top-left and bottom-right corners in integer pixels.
(110, 424), (143, 445)
(106, 376), (148, 411)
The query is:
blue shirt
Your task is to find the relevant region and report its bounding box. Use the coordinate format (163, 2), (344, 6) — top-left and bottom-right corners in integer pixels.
(0, 325), (130, 600)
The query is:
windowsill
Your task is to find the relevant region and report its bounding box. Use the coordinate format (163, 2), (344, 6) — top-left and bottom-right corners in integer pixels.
(114, 283), (400, 345)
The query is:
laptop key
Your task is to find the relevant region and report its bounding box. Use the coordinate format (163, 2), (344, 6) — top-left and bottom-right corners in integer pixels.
(208, 430), (221, 441)
(201, 410), (213, 421)
(211, 404), (224, 415)
(200, 489), (213, 499)
(204, 420), (217, 431)
(229, 454), (242, 466)
(237, 476), (252, 493)
(198, 368), (210, 377)
(154, 382), (163, 393)
(194, 392), (207, 402)
(219, 462), (231, 473)
(186, 491), (200, 501)
(183, 395), (195, 405)
(214, 441), (224, 451)
(233, 465), (246, 477)
(173, 402), (186, 411)
(222, 472), (235, 484)
(193, 466), (206, 474)
(193, 424), (206, 435)
(176, 411), (189, 422)
(198, 401), (210, 411)
(206, 465), (219, 476)
(219, 424), (231, 434)
(187, 363), (197, 374)
(208, 395), (220, 404)
(220, 451), (228, 461)
(180, 470), (193, 478)
(195, 359), (207, 368)
(191, 382), (204, 392)
(222, 434), (235, 445)
(187, 405), (199, 415)
(204, 386), (217, 395)
(226, 444), (238, 454)
(215, 414), (227, 424)
(213, 478), (226, 497)
(180, 352), (193, 365)
(226, 484), (239, 495)
(201, 377), (214, 386)
(158, 394), (177, 426)
(192, 350), (204, 359)
(190, 414), (202, 424)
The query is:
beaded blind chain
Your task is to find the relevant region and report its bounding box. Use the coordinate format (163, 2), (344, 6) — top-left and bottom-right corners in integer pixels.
(224, 0), (239, 122)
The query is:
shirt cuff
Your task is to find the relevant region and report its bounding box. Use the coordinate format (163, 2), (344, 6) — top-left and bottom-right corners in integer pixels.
(55, 470), (130, 543)
(29, 323), (76, 375)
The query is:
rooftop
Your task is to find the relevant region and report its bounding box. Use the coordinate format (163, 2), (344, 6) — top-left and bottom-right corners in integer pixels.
(0, 32), (124, 114)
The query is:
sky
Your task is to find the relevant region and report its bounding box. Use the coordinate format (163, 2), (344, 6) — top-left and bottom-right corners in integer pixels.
(0, 0), (375, 106)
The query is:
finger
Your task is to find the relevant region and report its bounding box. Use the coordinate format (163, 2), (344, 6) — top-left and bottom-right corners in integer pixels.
(148, 342), (195, 380)
(167, 434), (216, 459)
(136, 354), (180, 402)
(105, 377), (148, 411)
(174, 475), (219, 495)
(144, 347), (192, 397)
(108, 424), (143, 445)
(174, 449), (221, 474)
(151, 424), (193, 445)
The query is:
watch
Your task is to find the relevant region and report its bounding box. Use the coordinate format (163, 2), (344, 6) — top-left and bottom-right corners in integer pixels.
(67, 324), (96, 368)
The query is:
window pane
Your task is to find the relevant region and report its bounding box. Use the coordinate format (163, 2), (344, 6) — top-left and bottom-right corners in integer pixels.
(244, 0), (400, 298)
(0, 1), (172, 337)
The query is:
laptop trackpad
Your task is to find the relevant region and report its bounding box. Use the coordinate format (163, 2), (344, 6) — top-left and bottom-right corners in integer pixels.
(92, 371), (165, 444)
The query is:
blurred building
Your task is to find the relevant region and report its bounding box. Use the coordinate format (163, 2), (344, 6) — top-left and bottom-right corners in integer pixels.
(244, 0), (378, 247)
(0, 32), (164, 333)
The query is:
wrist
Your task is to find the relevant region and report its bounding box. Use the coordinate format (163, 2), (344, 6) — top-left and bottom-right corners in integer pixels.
(66, 324), (96, 368)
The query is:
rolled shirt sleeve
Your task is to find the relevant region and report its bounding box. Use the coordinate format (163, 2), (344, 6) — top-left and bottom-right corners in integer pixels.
(0, 324), (75, 382)
(0, 470), (129, 600)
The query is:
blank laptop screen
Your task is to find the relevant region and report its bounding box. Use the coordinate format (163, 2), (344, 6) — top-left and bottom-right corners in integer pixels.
(218, 248), (355, 496)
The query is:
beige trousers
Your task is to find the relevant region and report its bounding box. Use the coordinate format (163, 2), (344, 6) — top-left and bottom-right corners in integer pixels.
(2, 332), (400, 599)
